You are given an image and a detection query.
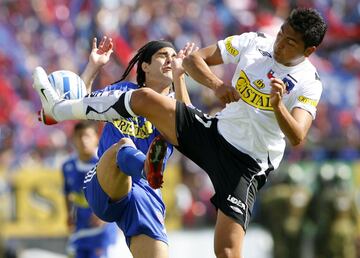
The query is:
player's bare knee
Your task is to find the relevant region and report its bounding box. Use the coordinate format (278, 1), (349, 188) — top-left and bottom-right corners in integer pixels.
(131, 87), (156, 111)
(214, 247), (242, 258)
(101, 143), (118, 162)
(117, 138), (135, 149)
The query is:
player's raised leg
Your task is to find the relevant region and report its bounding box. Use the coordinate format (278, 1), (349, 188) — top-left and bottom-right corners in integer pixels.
(33, 66), (179, 146)
(32, 66), (132, 123)
(32, 66), (61, 122)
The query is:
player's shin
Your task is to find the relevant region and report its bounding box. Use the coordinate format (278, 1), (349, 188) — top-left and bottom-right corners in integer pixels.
(53, 90), (136, 122)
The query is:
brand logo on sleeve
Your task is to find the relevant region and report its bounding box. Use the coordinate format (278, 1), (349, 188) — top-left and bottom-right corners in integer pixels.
(258, 48), (272, 58)
(298, 96), (318, 107)
(224, 36), (239, 57)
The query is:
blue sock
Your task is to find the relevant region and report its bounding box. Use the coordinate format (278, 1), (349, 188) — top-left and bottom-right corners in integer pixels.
(116, 145), (146, 179)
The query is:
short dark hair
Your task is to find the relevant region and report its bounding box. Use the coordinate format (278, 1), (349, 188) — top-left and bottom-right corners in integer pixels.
(287, 8), (327, 49)
(73, 121), (98, 134)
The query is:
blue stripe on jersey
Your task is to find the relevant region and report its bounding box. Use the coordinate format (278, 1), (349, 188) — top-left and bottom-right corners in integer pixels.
(63, 77), (70, 99)
(49, 74), (56, 89)
(77, 75), (80, 98)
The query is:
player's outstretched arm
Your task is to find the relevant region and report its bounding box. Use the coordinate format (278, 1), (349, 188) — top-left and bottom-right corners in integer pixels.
(81, 36), (113, 93)
(183, 44), (239, 104)
(172, 42), (198, 105)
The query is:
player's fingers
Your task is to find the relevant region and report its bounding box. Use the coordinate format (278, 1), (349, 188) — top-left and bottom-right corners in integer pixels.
(104, 37), (111, 51)
(270, 78), (285, 90)
(179, 43), (186, 52)
(232, 90), (240, 101)
(184, 42), (195, 56)
(177, 49), (184, 59)
(108, 41), (114, 52)
(183, 43), (192, 55)
(105, 48), (113, 57)
(228, 91), (237, 102)
(222, 94), (231, 104)
(92, 37), (97, 50)
(99, 36), (106, 49)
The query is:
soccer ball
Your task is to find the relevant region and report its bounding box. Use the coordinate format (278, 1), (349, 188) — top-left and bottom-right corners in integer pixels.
(47, 70), (87, 99)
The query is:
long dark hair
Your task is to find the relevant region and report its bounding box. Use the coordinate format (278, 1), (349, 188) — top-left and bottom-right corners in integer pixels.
(112, 40), (175, 87)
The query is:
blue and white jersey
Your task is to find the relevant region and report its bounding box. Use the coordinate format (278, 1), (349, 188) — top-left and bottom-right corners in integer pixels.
(62, 155), (118, 250)
(96, 81), (173, 174)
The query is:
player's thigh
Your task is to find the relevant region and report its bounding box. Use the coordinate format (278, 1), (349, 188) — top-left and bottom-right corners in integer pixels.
(96, 142), (131, 201)
(130, 234), (168, 258)
(214, 210), (245, 258)
(131, 88), (178, 145)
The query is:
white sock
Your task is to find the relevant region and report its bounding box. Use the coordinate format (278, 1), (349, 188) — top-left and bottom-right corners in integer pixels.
(52, 90), (135, 122)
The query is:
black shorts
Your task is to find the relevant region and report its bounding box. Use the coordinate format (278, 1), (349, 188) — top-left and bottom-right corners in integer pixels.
(175, 101), (269, 230)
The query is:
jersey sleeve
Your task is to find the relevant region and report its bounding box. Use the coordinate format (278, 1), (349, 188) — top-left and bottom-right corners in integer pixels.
(218, 32), (258, 64)
(290, 79), (323, 119)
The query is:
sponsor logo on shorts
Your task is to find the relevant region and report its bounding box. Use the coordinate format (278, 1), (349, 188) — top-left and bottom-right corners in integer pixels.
(227, 194), (246, 214)
(229, 205), (243, 214)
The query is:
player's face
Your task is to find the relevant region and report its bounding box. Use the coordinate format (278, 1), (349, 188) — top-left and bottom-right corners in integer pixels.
(73, 128), (98, 158)
(273, 23), (307, 66)
(146, 47), (177, 85)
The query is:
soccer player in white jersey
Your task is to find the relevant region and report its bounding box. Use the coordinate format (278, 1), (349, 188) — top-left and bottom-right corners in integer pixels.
(33, 8), (327, 258)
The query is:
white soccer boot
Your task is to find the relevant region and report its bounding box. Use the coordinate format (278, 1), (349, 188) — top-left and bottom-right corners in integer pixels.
(32, 66), (60, 125)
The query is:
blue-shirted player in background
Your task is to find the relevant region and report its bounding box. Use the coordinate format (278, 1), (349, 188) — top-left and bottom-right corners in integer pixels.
(62, 121), (118, 258)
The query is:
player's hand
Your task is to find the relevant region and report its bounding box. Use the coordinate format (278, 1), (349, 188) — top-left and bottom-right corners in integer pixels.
(214, 84), (240, 104)
(89, 36), (113, 68)
(270, 78), (286, 108)
(172, 42), (199, 77)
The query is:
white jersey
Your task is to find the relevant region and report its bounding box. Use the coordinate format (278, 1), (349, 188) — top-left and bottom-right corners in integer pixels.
(216, 32), (322, 173)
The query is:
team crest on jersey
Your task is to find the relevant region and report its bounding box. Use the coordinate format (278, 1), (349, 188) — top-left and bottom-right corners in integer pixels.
(253, 79), (265, 89)
(283, 77), (295, 92)
(258, 48), (272, 58)
(224, 36), (239, 57)
(236, 70), (272, 111)
(113, 118), (153, 138)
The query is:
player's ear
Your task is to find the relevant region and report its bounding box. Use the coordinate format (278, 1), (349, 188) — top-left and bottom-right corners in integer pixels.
(304, 46), (316, 57)
(141, 62), (150, 72)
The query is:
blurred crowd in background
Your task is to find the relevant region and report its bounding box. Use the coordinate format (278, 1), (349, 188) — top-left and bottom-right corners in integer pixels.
(0, 0), (360, 257)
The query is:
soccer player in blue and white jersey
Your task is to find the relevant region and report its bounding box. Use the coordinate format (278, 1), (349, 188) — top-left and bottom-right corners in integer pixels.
(44, 37), (196, 258)
(62, 121), (118, 258)
(33, 8), (327, 258)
